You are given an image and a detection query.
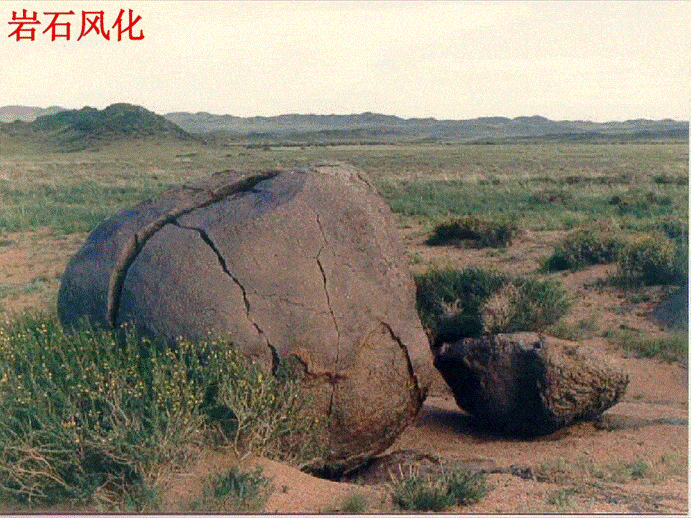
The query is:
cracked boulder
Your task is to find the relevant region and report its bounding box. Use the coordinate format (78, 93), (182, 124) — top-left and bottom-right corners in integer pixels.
(433, 333), (629, 436)
(58, 162), (434, 470)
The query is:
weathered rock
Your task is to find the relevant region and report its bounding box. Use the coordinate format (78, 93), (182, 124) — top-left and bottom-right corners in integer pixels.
(433, 332), (629, 436)
(58, 162), (434, 470)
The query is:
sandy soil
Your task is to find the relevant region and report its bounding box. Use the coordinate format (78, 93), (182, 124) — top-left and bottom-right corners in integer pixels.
(0, 224), (687, 514)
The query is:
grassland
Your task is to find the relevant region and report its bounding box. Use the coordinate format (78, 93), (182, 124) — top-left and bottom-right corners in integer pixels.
(0, 137), (687, 234)
(0, 133), (687, 512)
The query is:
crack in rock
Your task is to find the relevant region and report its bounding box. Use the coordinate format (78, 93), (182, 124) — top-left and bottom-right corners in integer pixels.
(173, 221), (280, 371)
(382, 322), (425, 404)
(315, 213), (341, 418)
(106, 171), (279, 330)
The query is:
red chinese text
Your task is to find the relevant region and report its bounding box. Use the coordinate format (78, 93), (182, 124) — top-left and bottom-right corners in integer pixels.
(8, 9), (144, 41)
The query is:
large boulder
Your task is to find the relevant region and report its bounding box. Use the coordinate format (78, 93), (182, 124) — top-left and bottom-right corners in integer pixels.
(58, 162), (434, 470)
(433, 333), (628, 436)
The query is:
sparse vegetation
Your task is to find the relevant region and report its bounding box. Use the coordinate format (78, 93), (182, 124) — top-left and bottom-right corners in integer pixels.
(536, 454), (671, 486)
(0, 181), (167, 234)
(325, 491), (370, 514)
(415, 267), (569, 341)
(193, 466), (273, 513)
(613, 233), (685, 287)
(391, 466), (489, 511)
(0, 129), (687, 514)
(426, 215), (517, 248)
(0, 314), (322, 509)
(547, 318), (599, 341)
(543, 228), (624, 271)
(604, 329), (688, 364)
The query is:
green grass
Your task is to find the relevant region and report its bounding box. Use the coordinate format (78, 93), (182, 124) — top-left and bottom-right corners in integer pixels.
(536, 454), (673, 487)
(0, 181), (167, 234)
(612, 233), (686, 287)
(391, 467), (489, 512)
(192, 466), (273, 513)
(426, 215), (518, 248)
(415, 267), (569, 342)
(605, 329), (688, 364)
(543, 228), (625, 271)
(0, 140), (686, 235)
(0, 314), (323, 509)
(378, 179), (687, 231)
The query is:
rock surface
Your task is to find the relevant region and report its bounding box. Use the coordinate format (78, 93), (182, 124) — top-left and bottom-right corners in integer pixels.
(433, 333), (629, 436)
(58, 162), (434, 471)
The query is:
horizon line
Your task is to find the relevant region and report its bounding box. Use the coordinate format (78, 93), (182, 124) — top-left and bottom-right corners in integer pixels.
(0, 103), (687, 125)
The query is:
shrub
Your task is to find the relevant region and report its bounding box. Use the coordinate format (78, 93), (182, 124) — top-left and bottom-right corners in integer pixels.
(544, 229), (624, 271)
(656, 217), (687, 243)
(325, 492), (370, 513)
(0, 314), (321, 509)
(200, 466), (273, 512)
(415, 268), (506, 336)
(426, 215), (517, 248)
(484, 278), (570, 334)
(415, 268), (569, 342)
(529, 188), (573, 205)
(609, 190), (673, 215)
(613, 234), (685, 287)
(391, 467), (488, 512)
(209, 352), (325, 463)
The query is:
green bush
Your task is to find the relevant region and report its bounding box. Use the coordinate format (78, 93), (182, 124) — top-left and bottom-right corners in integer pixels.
(392, 467), (488, 511)
(199, 466), (273, 512)
(0, 315), (321, 509)
(492, 277), (570, 333)
(613, 234), (685, 287)
(609, 190), (673, 215)
(415, 268), (506, 334)
(415, 268), (569, 342)
(544, 229), (624, 271)
(426, 215), (517, 248)
(529, 188), (573, 205)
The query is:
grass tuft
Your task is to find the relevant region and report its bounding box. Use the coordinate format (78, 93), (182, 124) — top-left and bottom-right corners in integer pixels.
(604, 329), (688, 364)
(612, 233), (685, 287)
(204, 466), (273, 512)
(543, 228), (624, 271)
(426, 215), (517, 248)
(391, 466), (488, 512)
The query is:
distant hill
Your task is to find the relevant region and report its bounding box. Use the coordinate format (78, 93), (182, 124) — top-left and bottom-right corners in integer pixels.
(164, 111), (689, 143)
(2, 104), (687, 145)
(1, 104), (197, 149)
(0, 105), (66, 123)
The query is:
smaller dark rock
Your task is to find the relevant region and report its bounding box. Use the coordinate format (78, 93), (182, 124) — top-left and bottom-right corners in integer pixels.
(433, 333), (629, 436)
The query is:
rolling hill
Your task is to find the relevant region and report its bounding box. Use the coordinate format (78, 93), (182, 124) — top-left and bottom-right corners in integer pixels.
(1, 103), (687, 146)
(0, 104), (197, 149)
(164, 111), (688, 143)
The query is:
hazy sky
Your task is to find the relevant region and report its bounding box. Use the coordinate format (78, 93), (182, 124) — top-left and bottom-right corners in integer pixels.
(1, 1), (689, 121)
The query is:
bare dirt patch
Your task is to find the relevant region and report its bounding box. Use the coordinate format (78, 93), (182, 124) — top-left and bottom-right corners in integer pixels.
(0, 228), (84, 315)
